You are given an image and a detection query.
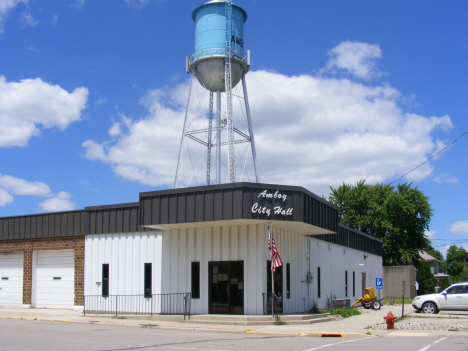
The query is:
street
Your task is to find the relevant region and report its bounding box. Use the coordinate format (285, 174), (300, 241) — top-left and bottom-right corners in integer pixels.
(0, 319), (466, 351)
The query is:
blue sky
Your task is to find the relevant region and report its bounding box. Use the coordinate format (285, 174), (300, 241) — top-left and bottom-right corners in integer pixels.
(1, 0), (467, 258)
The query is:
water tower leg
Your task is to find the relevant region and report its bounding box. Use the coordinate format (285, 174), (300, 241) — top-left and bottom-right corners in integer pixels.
(174, 74), (194, 189)
(206, 92), (213, 185)
(216, 91), (221, 184)
(242, 75), (259, 183)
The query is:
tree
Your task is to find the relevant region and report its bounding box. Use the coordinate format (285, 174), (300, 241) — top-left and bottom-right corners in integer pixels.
(426, 249), (447, 273)
(446, 245), (467, 280)
(438, 277), (451, 291)
(329, 180), (433, 266)
(416, 261), (435, 295)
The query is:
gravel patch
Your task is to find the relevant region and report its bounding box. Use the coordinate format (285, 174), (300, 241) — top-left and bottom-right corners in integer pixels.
(372, 321), (468, 331)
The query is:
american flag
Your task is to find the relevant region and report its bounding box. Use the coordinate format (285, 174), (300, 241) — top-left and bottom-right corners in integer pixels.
(268, 225), (282, 272)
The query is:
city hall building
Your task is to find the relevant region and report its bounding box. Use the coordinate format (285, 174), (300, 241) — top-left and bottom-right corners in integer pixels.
(0, 182), (382, 315)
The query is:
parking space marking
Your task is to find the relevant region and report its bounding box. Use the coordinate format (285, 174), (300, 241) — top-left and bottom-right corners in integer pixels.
(417, 337), (447, 351)
(302, 336), (373, 351)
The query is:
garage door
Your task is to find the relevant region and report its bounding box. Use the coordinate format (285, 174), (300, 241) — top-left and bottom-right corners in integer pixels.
(34, 250), (74, 309)
(0, 252), (24, 307)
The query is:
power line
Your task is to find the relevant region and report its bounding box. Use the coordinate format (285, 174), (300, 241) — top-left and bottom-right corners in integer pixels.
(389, 131), (468, 185)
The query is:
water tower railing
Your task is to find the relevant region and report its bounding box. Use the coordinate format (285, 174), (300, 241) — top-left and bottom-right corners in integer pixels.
(190, 48), (246, 65)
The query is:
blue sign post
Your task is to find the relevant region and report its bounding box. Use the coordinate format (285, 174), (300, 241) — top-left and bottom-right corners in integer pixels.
(376, 278), (383, 300)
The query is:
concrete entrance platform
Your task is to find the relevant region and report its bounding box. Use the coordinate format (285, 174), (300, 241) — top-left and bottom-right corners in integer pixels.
(181, 313), (332, 325)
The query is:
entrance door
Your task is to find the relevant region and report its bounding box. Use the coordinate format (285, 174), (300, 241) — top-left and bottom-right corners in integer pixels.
(209, 261), (244, 314)
(266, 261), (283, 313)
(361, 272), (367, 296)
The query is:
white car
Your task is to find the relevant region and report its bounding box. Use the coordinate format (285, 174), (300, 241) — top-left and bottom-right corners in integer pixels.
(412, 283), (468, 314)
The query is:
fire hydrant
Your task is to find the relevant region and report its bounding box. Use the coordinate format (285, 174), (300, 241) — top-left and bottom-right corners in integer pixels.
(383, 311), (397, 330)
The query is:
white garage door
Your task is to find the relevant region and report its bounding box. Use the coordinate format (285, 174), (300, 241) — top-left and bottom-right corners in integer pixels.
(0, 252), (24, 307)
(34, 250), (74, 309)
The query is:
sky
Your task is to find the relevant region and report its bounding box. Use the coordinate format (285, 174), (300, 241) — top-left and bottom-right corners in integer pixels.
(0, 0), (467, 259)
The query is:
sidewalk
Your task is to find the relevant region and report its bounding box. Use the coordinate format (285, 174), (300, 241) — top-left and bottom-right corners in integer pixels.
(1, 305), (467, 338)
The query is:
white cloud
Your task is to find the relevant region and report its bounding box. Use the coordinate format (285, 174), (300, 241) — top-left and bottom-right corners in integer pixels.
(38, 191), (75, 212)
(82, 42), (453, 196)
(124, 0), (150, 8)
(20, 10), (37, 27)
(326, 41), (385, 81)
(0, 188), (13, 206)
(71, 0), (85, 8)
(447, 220), (468, 235)
(432, 173), (458, 184)
(0, 174), (50, 196)
(425, 230), (436, 240)
(0, 174), (75, 212)
(0, 0), (28, 33)
(0, 76), (88, 147)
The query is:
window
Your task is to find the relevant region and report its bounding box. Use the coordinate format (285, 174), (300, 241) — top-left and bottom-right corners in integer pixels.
(286, 263), (291, 299)
(191, 262), (200, 299)
(353, 271), (355, 297)
(345, 270), (348, 297)
(102, 264), (109, 297)
(144, 263), (152, 297)
(317, 267), (321, 298)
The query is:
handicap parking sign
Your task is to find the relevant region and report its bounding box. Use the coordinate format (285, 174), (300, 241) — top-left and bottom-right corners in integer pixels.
(376, 278), (383, 289)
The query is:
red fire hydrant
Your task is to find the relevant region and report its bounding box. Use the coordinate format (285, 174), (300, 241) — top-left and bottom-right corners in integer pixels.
(383, 311), (397, 330)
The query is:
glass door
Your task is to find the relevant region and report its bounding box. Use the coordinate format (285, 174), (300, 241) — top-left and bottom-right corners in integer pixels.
(209, 261), (244, 314)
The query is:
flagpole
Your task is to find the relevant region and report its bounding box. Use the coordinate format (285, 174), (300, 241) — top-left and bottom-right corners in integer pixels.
(270, 221), (274, 317)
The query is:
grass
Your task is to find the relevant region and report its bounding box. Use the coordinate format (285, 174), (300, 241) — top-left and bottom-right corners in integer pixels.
(140, 324), (159, 328)
(273, 320), (287, 325)
(329, 308), (361, 318)
(383, 298), (413, 305)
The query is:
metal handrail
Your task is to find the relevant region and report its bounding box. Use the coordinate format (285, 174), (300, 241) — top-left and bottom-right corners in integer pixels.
(262, 292), (280, 321)
(84, 293), (192, 320)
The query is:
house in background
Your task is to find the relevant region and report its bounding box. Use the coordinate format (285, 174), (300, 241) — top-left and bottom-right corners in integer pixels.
(419, 251), (452, 292)
(463, 252), (468, 268)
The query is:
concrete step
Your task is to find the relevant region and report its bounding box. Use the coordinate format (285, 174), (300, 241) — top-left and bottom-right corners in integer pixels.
(182, 314), (333, 326)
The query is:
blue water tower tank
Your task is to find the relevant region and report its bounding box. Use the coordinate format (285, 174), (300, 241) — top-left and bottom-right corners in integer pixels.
(189, 0), (249, 92)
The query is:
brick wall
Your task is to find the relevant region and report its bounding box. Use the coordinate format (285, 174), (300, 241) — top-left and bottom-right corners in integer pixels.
(0, 236), (85, 306)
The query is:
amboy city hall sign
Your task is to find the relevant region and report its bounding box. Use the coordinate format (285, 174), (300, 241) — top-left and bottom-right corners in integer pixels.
(251, 190), (293, 217)
(139, 183), (338, 235)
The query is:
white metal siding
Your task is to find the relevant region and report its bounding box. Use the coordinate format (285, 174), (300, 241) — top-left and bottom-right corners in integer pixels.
(83, 225), (383, 315)
(85, 232), (163, 296)
(0, 252), (23, 307)
(33, 250), (74, 309)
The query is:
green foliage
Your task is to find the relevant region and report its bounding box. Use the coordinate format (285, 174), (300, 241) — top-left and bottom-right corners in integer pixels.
(273, 320), (287, 325)
(438, 277), (451, 291)
(329, 308), (361, 318)
(458, 267), (468, 283)
(446, 245), (467, 279)
(416, 261), (435, 295)
(329, 180), (433, 266)
(309, 303), (321, 314)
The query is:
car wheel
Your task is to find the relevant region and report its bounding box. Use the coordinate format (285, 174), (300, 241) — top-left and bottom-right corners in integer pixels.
(372, 300), (381, 310)
(422, 302), (438, 314)
(363, 303), (371, 309)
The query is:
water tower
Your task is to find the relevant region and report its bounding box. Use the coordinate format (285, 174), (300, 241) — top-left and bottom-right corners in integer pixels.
(174, 0), (259, 188)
